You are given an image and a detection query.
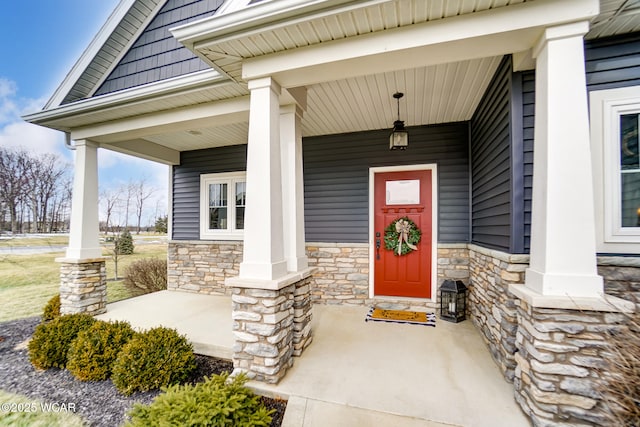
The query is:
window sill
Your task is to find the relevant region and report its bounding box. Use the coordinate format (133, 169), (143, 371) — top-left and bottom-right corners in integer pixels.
(199, 232), (244, 241)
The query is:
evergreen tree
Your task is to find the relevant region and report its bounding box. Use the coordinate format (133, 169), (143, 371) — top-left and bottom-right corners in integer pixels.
(117, 229), (134, 255)
(154, 216), (168, 234)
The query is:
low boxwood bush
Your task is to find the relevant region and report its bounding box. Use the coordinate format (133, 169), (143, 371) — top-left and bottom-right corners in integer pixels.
(126, 373), (273, 427)
(112, 326), (196, 395)
(28, 314), (97, 370)
(67, 320), (137, 381)
(123, 258), (167, 296)
(42, 294), (61, 321)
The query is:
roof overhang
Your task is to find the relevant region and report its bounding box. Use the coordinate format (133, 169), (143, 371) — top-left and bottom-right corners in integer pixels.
(23, 70), (233, 132)
(29, 0), (640, 163)
(172, 0), (600, 88)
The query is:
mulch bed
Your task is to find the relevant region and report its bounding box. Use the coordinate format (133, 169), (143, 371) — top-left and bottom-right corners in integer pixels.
(0, 317), (286, 426)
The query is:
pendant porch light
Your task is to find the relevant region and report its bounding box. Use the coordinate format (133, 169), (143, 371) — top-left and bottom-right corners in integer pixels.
(389, 92), (408, 150)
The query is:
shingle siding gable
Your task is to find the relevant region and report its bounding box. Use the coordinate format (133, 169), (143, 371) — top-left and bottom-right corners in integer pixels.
(95, 0), (223, 96)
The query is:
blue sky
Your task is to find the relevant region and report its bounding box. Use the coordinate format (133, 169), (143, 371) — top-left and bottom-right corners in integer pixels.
(0, 0), (169, 226)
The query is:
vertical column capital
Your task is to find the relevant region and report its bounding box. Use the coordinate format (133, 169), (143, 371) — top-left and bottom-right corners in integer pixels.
(71, 139), (99, 149)
(247, 76), (281, 93)
(280, 103), (305, 118)
(533, 21), (590, 58)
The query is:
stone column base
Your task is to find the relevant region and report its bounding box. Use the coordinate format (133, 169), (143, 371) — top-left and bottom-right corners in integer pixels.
(510, 286), (635, 426)
(56, 257), (108, 316)
(293, 276), (313, 356)
(229, 269), (314, 384)
(231, 285), (295, 384)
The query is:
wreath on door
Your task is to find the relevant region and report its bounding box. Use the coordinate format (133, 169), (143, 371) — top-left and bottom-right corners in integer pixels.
(384, 217), (421, 256)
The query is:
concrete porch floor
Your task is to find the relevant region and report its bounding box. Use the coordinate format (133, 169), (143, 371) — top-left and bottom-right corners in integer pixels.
(97, 291), (530, 427)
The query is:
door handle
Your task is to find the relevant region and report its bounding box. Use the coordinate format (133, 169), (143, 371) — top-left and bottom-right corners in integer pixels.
(376, 232), (381, 260)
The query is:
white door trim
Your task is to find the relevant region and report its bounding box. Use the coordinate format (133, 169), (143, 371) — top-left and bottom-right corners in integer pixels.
(368, 164), (438, 300)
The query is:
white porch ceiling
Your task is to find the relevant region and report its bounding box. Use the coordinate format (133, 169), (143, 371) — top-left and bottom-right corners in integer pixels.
(136, 57), (501, 152)
(303, 57), (501, 136)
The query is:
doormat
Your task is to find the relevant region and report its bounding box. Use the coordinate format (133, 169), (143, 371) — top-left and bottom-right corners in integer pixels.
(365, 307), (436, 327)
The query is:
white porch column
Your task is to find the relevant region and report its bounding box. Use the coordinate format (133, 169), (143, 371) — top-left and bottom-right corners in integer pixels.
(66, 140), (102, 259)
(280, 103), (309, 272)
(239, 77), (288, 281)
(525, 22), (603, 297)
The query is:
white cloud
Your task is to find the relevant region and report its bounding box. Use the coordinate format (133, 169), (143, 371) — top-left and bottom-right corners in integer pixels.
(0, 119), (69, 158)
(0, 78), (68, 159)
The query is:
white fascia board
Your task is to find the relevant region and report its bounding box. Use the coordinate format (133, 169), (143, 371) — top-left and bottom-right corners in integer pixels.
(45, 0), (139, 109)
(242, 0), (599, 86)
(24, 70), (226, 130)
(71, 96), (250, 143)
(170, 0), (391, 49)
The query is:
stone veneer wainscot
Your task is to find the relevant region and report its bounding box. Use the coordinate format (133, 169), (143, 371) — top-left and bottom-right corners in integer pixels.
(468, 244), (530, 382)
(169, 241), (473, 309)
(168, 240), (242, 295)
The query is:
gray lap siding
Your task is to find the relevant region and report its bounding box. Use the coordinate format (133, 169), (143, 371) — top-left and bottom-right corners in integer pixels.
(171, 123), (470, 243)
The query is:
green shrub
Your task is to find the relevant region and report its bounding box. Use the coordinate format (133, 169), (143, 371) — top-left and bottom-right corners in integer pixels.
(126, 373), (273, 427)
(42, 294), (61, 321)
(112, 327), (196, 395)
(123, 258), (167, 296)
(117, 229), (134, 255)
(28, 314), (97, 370)
(67, 320), (137, 381)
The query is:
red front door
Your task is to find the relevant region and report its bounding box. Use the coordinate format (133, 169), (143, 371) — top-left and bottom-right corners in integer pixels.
(374, 170), (432, 298)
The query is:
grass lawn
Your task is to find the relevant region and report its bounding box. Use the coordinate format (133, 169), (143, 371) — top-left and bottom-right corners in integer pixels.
(0, 390), (86, 427)
(0, 235), (69, 248)
(0, 243), (167, 322)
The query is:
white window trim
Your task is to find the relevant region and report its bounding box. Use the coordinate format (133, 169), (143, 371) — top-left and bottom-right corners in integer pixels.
(200, 171), (246, 240)
(590, 86), (640, 254)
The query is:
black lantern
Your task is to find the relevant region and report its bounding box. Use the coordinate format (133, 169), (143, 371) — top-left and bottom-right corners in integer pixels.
(439, 279), (467, 323)
(389, 92), (408, 150)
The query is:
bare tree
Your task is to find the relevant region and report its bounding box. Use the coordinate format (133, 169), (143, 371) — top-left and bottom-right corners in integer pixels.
(0, 148), (71, 234)
(0, 148), (28, 233)
(49, 177), (72, 232)
(100, 187), (121, 234)
(121, 181), (135, 231)
(134, 177), (155, 234)
(26, 153), (67, 232)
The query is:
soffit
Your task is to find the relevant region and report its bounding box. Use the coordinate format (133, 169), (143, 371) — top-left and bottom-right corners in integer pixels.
(302, 57), (501, 136)
(145, 122), (249, 149)
(190, 0), (528, 82)
(136, 57), (500, 152)
(587, 0), (640, 39)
